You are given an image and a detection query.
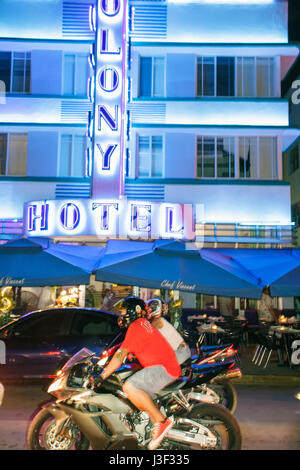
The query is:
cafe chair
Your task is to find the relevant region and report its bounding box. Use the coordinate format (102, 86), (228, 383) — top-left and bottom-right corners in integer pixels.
(252, 332), (283, 368)
(244, 309), (260, 345)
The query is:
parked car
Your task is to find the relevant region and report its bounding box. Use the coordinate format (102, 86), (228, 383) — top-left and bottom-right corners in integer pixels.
(0, 307), (122, 380)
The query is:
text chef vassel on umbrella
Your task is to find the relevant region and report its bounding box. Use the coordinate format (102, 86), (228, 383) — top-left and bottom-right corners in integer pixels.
(95, 239), (263, 299)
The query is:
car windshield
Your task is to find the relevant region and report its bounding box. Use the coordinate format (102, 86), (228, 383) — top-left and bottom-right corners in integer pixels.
(61, 348), (95, 372)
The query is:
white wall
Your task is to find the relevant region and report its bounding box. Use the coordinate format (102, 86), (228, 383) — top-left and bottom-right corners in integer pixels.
(166, 2), (288, 44)
(165, 183), (292, 225)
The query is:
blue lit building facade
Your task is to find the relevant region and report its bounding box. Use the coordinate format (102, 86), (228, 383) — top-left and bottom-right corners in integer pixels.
(282, 55), (300, 248)
(0, 0), (299, 311)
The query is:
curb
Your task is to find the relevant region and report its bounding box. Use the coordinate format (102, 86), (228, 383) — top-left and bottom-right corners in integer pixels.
(233, 375), (300, 386)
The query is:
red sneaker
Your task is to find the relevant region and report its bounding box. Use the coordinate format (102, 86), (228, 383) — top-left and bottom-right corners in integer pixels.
(148, 416), (174, 450)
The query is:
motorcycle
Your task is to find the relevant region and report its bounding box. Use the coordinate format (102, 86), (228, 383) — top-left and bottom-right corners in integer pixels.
(97, 339), (241, 413)
(27, 348), (242, 451)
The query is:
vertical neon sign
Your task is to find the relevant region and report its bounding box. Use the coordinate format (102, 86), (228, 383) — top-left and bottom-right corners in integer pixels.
(91, 0), (127, 198)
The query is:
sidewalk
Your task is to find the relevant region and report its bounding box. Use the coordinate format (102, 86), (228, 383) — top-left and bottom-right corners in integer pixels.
(235, 343), (300, 386)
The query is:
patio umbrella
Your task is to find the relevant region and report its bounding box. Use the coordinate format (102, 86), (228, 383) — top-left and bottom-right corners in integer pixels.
(208, 248), (300, 297)
(0, 237), (103, 286)
(95, 239), (263, 298)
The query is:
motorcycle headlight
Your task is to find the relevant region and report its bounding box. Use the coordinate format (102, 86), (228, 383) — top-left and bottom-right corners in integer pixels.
(48, 377), (64, 394)
(97, 356), (108, 367)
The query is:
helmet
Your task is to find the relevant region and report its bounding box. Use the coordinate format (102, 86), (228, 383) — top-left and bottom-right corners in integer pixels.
(145, 298), (166, 321)
(113, 296), (146, 328)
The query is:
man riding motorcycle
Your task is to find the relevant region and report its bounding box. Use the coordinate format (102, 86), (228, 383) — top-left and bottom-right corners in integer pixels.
(145, 298), (191, 365)
(92, 296), (181, 450)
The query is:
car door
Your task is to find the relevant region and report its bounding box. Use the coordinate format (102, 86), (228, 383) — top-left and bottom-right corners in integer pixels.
(0, 310), (73, 379)
(66, 309), (121, 357)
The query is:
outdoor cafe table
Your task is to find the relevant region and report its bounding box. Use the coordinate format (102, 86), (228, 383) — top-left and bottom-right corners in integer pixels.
(196, 323), (227, 346)
(268, 325), (300, 367)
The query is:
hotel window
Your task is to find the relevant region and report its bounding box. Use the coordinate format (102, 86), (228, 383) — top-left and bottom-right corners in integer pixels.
(137, 136), (163, 177)
(197, 57), (235, 97)
(59, 134), (86, 177)
(197, 137), (235, 178)
(237, 57), (275, 97)
(0, 52), (31, 93)
(197, 56), (275, 98)
(139, 57), (165, 97)
(0, 133), (27, 176)
(63, 54), (88, 96)
(239, 136), (277, 179)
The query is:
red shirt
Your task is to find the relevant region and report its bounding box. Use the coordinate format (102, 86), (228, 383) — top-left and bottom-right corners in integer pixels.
(122, 318), (181, 378)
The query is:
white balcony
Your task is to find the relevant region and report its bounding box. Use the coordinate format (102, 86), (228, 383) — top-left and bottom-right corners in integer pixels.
(0, 96), (92, 125)
(130, 98), (289, 128)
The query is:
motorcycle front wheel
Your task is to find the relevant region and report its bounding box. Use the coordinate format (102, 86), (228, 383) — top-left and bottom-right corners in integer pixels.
(26, 408), (90, 450)
(172, 403), (242, 450)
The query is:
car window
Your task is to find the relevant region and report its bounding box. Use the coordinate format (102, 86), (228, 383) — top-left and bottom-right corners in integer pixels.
(70, 311), (118, 336)
(8, 311), (70, 338)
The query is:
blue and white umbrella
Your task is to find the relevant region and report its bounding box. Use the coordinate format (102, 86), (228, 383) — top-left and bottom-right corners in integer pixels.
(0, 237), (104, 286)
(95, 239), (263, 299)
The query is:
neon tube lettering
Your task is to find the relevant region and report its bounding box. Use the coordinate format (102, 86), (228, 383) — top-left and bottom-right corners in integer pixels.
(98, 105), (118, 131)
(27, 203), (49, 232)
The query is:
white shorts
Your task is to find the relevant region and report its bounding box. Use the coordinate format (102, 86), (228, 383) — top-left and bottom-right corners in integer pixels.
(126, 365), (178, 396)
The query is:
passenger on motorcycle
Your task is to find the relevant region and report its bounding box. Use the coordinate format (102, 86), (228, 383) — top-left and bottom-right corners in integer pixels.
(145, 298), (191, 365)
(94, 296), (181, 450)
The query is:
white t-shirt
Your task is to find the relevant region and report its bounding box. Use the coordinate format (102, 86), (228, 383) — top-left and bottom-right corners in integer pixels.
(158, 317), (183, 350)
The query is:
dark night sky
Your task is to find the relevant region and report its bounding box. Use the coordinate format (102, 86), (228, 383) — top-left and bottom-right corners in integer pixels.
(289, 0), (300, 41)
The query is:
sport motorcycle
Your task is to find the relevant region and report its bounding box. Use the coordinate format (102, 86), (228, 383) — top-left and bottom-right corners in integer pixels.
(27, 347), (242, 451)
(96, 339), (241, 413)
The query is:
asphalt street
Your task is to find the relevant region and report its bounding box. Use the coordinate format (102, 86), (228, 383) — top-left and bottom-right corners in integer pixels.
(0, 381), (299, 450)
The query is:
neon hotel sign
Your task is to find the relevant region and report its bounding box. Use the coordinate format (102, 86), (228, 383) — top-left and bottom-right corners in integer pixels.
(23, 0), (195, 240)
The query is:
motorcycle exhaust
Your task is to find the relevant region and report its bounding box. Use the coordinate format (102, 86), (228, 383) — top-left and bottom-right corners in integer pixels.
(187, 388), (220, 405)
(210, 368), (242, 383)
(167, 419), (217, 448)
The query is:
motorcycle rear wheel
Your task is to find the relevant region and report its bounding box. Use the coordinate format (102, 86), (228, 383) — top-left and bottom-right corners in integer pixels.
(27, 408), (90, 450)
(171, 403), (242, 450)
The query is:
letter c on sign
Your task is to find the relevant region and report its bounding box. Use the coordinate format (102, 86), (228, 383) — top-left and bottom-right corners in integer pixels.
(101, 0), (120, 17)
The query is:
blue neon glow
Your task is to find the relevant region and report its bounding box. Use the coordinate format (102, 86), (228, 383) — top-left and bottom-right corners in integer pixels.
(100, 0), (121, 17)
(98, 105), (119, 131)
(98, 66), (120, 92)
(168, 1), (274, 3)
(60, 203), (80, 231)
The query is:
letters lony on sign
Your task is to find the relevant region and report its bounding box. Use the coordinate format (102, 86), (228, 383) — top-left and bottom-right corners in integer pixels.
(92, 0), (127, 199)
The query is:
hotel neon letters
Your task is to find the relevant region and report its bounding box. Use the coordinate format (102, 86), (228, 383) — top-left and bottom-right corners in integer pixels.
(24, 200), (194, 240)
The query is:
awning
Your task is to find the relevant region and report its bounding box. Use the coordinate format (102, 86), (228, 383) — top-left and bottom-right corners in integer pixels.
(0, 237), (104, 286)
(95, 240), (263, 299)
(208, 248), (300, 297)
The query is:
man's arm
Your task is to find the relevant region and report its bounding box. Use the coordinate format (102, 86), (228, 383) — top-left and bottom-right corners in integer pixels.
(100, 347), (128, 380)
(152, 317), (164, 329)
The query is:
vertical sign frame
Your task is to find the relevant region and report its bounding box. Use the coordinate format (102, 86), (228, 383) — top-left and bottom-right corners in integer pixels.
(91, 0), (127, 198)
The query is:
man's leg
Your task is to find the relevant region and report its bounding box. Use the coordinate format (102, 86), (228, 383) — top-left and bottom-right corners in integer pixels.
(122, 367), (176, 450)
(123, 380), (165, 423)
